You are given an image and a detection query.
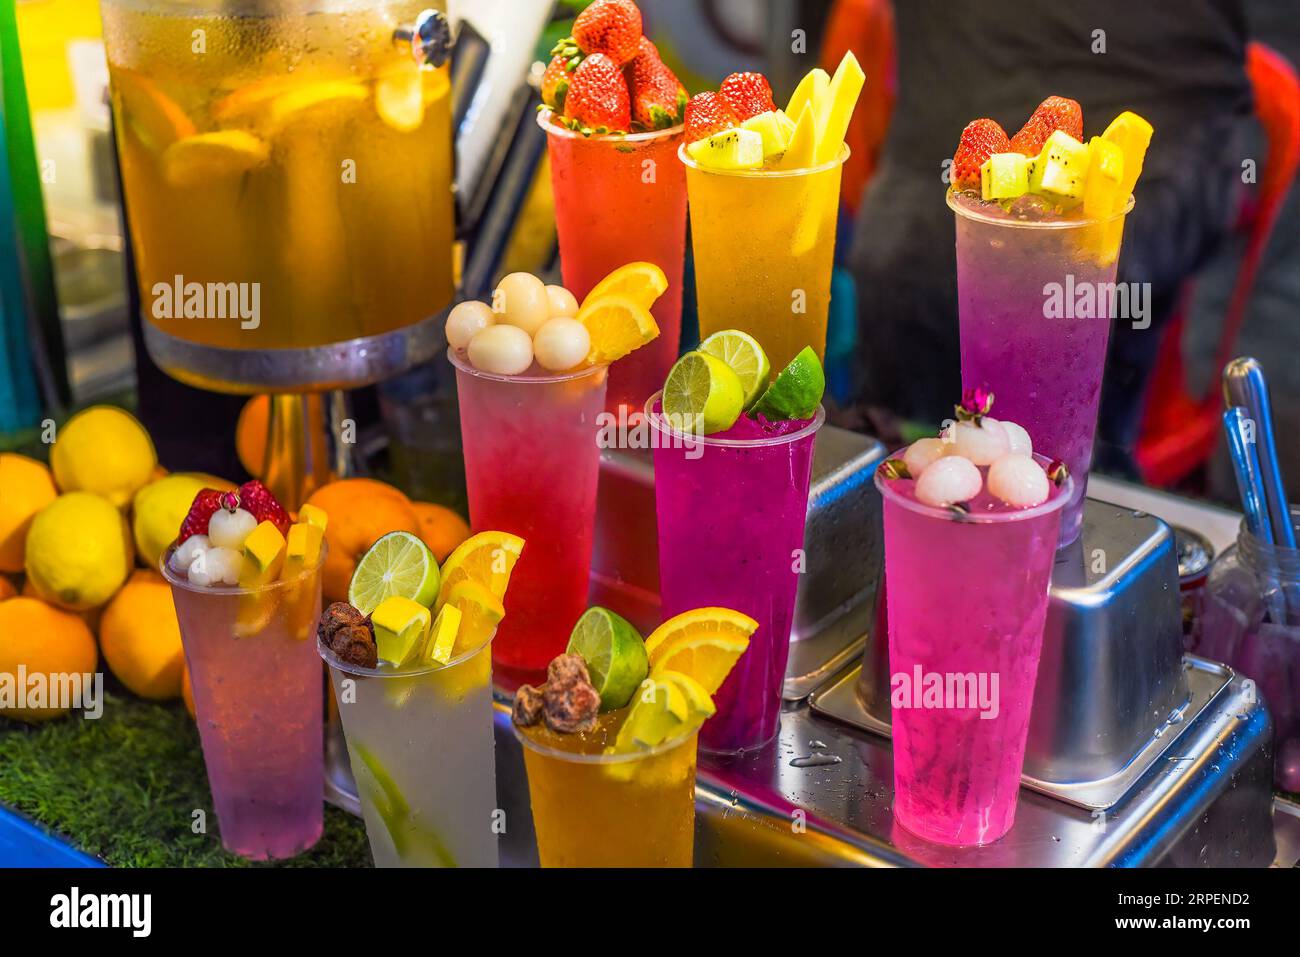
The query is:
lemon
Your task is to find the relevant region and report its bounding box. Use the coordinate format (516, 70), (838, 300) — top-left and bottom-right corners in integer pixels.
(51, 406), (157, 509)
(132, 473), (230, 570)
(268, 80), (368, 130)
(163, 130), (269, 189)
(699, 329), (771, 408)
(434, 530), (524, 609)
(582, 262), (668, 311)
(25, 492), (133, 611)
(661, 351), (744, 435)
(576, 295), (660, 365)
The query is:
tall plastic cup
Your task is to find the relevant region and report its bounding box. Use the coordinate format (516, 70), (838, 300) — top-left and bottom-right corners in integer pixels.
(540, 110), (687, 417)
(682, 144), (848, 376)
(161, 545), (325, 860)
(647, 395), (823, 753)
(951, 191), (1134, 546)
(321, 629), (497, 867)
(450, 350), (607, 690)
(877, 453), (1071, 845)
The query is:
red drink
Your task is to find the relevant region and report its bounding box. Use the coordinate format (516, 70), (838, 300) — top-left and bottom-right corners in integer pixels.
(540, 110), (687, 417)
(450, 350), (607, 689)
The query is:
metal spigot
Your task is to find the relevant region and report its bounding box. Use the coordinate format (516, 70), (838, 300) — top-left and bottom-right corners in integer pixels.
(393, 8), (453, 68)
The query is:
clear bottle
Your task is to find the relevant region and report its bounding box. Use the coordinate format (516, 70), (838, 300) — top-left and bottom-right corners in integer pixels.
(1191, 508), (1300, 792)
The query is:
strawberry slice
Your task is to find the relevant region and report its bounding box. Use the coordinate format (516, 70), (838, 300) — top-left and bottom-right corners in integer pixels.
(951, 118), (1010, 190)
(719, 72), (775, 121)
(178, 489), (224, 544)
(684, 91), (737, 143)
(561, 52), (631, 133)
(1008, 95), (1083, 156)
(572, 0), (643, 66)
(237, 480), (291, 535)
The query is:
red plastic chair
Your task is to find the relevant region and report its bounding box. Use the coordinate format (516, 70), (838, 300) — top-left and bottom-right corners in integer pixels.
(1136, 43), (1300, 486)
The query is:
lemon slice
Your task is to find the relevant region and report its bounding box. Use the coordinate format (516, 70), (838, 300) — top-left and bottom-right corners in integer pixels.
(267, 80), (369, 130)
(162, 130), (269, 189)
(212, 74), (308, 123)
(434, 530), (525, 610)
(113, 68), (195, 152)
(644, 607), (760, 662)
(582, 262), (668, 310)
(447, 579), (505, 653)
(577, 294), (660, 365)
(375, 65), (425, 132)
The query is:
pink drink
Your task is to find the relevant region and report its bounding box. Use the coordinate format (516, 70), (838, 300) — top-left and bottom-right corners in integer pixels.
(162, 550), (324, 859)
(951, 191), (1132, 546)
(451, 349), (607, 690)
(647, 395), (823, 753)
(877, 452), (1070, 845)
(540, 111), (687, 418)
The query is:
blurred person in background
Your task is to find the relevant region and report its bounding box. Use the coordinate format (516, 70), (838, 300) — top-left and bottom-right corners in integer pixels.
(849, 0), (1254, 476)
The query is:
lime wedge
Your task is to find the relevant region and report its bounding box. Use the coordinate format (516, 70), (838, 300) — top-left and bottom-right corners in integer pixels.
(566, 606), (648, 711)
(699, 329), (771, 409)
(610, 671), (714, 754)
(662, 351), (744, 435)
(348, 530), (440, 615)
(749, 346), (825, 421)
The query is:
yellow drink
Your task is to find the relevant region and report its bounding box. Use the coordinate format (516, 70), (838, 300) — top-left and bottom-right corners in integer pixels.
(682, 144), (848, 375)
(517, 713), (697, 867)
(101, 0), (454, 351)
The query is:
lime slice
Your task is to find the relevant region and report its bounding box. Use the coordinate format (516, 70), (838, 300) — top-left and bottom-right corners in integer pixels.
(566, 607), (648, 711)
(699, 329), (771, 409)
(657, 670), (717, 722)
(611, 677), (687, 753)
(348, 530), (440, 615)
(749, 346), (825, 421)
(662, 351), (744, 435)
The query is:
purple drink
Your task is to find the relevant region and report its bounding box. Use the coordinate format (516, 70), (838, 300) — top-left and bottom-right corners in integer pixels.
(951, 190), (1133, 546)
(877, 450), (1070, 845)
(647, 395), (823, 753)
(162, 549), (325, 860)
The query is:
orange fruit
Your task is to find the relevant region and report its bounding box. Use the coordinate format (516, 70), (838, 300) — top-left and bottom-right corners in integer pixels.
(0, 577), (16, 601)
(0, 597), (99, 723)
(236, 395), (270, 476)
(303, 478), (421, 604)
(181, 663), (195, 719)
(99, 569), (184, 700)
(0, 453), (59, 573)
(411, 502), (471, 563)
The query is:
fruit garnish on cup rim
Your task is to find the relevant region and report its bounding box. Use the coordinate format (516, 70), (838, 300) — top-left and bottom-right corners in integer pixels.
(539, 1), (686, 135)
(948, 96), (1153, 265)
(659, 332), (825, 436)
(879, 388), (1063, 512)
(446, 263), (663, 377)
(682, 52), (864, 172)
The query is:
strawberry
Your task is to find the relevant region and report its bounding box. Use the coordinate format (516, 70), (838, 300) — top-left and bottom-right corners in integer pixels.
(541, 53), (577, 114)
(237, 480), (291, 535)
(626, 40), (686, 130)
(572, 0), (643, 66)
(178, 488), (224, 544)
(684, 91), (737, 143)
(1008, 96), (1083, 156)
(718, 72), (775, 121)
(951, 118), (1010, 190)
(561, 52), (631, 133)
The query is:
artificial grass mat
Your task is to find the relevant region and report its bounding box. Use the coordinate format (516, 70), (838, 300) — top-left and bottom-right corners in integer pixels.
(0, 693), (370, 867)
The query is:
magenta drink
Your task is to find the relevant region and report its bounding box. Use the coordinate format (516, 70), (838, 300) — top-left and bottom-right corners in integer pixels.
(877, 422), (1071, 846)
(451, 350), (607, 690)
(162, 546), (325, 859)
(647, 393), (823, 753)
(952, 190), (1131, 546)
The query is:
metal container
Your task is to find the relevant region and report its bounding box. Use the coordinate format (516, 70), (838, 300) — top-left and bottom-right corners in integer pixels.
(854, 499), (1191, 800)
